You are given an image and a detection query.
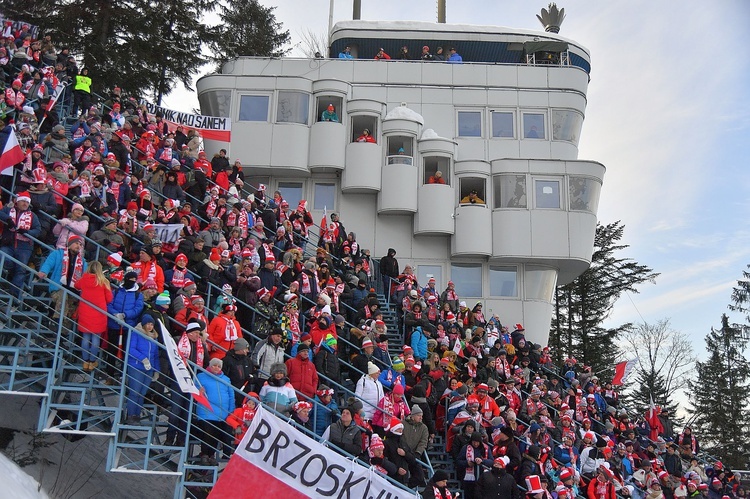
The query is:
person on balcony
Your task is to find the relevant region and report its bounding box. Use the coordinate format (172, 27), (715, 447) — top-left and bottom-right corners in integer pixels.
(374, 48), (391, 60)
(447, 47), (463, 64)
(460, 189), (485, 204)
(355, 128), (376, 143)
(428, 170), (446, 184)
(391, 147), (412, 165)
(320, 104), (339, 122)
(338, 46), (353, 59)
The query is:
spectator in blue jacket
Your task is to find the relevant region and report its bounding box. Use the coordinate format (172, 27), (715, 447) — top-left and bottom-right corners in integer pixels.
(37, 234), (87, 319)
(378, 356), (406, 391)
(196, 357), (235, 465)
(410, 326), (429, 361)
(124, 314), (160, 424)
(105, 270), (144, 379)
(312, 385), (339, 437)
(338, 46), (353, 59)
(447, 47), (463, 63)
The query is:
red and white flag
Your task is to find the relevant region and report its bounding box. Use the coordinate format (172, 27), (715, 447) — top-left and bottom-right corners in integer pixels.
(452, 339), (465, 358)
(611, 359), (637, 386)
(0, 126), (25, 176)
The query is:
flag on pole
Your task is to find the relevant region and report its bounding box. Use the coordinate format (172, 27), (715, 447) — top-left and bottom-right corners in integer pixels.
(319, 206), (327, 240)
(612, 359), (637, 386)
(38, 82), (69, 130)
(157, 319), (211, 410)
(452, 339), (465, 358)
(0, 125), (26, 176)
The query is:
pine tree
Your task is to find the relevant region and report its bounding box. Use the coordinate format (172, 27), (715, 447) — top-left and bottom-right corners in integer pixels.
(687, 314), (750, 468)
(0, 0), (213, 99)
(549, 221), (658, 374)
(208, 0), (291, 72)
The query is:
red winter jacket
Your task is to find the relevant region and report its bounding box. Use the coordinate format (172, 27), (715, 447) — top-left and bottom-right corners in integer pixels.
(75, 273), (113, 334)
(285, 352), (319, 400)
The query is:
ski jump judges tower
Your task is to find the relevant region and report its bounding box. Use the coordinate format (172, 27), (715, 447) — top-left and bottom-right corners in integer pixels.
(196, 11), (605, 346)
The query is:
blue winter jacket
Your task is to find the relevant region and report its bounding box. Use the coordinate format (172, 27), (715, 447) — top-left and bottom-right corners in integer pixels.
(107, 287), (144, 328)
(39, 249), (87, 293)
(196, 371), (234, 422)
(313, 395), (339, 437)
(410, 327), (428, 360)
(127, 328), (160, 373)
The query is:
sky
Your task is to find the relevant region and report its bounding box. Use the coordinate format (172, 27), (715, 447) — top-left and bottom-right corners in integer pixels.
(162, 0), (750, 360)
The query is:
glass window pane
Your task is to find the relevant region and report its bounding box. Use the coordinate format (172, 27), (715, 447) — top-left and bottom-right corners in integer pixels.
(569, 177), (602, 213)
(277, 91), (310, 124)
(278, 182), (303, 208)
(450, 263), (482, 297)
(524, 266), (557, 302)
(417, 265), (443, 293)
(314, 183), (336, 211)
(239, 95), (269, 122)
(494, 175), (527, 209)
(552, 110), (583, 145)
(491, 112), (514, 138)
(199, 90), (232, 117)
(523, 113), (545, 139)
(458, 111), (482, 137)
(490, 266), (517, 297)
(534, 179), (560, 209)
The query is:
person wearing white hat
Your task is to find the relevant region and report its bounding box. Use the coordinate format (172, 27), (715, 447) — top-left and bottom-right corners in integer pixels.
(355, 361), (384, 422)
(476, 455), (516, 498)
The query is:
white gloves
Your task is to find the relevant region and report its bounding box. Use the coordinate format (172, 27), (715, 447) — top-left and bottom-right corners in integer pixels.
(115, 313), (125, 321)
(142, 358), (152, 371)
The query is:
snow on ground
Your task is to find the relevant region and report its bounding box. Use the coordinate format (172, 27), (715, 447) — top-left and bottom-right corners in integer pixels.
(0, 452), (50, 499)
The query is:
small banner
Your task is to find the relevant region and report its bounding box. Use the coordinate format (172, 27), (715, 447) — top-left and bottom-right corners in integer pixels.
(0, 17), (40, 40)
(150, 223), (183, 244)
(140, 101), (231, 143)
(210, 406), (415, 499)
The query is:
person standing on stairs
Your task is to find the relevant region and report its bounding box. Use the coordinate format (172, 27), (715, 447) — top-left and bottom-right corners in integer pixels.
(75, 260), (113, 372)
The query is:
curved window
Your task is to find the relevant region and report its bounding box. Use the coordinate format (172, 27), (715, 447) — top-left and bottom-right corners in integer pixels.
(524, 266), (557, 302)
(552, 110), (583, 144)
(493, 175), (527, 209)
(490, 266), (517, 297)
(199, 90), (232, 118)
(424, 157), (451, 185)
(316, 96), (343, 123)
(459, 178), (486, 206)
(276, 91), (309, 124)
(450, 263), (482, 297)
(351, 115), (378, 143)
(569, 177), (602, 213)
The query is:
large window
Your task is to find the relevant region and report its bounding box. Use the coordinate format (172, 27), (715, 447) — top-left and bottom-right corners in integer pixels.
(458, 111), (482, 137)
(491, 111), (514, 138)
(524, 266), (557, 302)
(523, 113), (546, 139)
(450, 263), (482, 297)
(552, 110), (583, 145)
(238, 95), (269, 122)
(569, 177), (602, 213)
(313, 183), (336, 211)
(534, 179), (561, 209)
(490, 266), (517, 297)
(278, 181), (304, 208)
(276, 91), (310, 124)
(417, 265), (443, 292)
(493, 175), (527, 209)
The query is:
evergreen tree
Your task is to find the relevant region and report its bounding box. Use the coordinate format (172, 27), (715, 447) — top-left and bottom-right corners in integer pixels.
(208, 0), (291, 71)
(549, 221), (658, 373)
(0, 0), (213, 99)
(687, 314), (750, 468)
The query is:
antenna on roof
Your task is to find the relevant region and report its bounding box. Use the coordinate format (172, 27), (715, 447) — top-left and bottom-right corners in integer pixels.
(437, 0), (446, 23)
(536, 3), (566, 33)
(353, 0), (361, 20)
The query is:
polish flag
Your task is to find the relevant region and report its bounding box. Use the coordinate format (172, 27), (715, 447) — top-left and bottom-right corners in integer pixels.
(452, 339), (465, 358)
(0, 126), (25, 176)
(612, 359), (637, 386)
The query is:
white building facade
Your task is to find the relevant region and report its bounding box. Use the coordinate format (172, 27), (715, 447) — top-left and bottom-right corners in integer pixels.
(196, 21), (605, 346)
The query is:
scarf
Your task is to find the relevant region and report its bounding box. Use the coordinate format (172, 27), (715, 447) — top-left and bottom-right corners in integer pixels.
(170, 266), (188, 288)
(445, 289), (458, 301)
(464, 444), (484, 481)
(467, 363), (476, 379)
(110, 180), (122, 203)
(495, 358), (511, 378)
(432, 486), (453, 499)
(300, 272), (312, 294)
(60, 249), (85, 287)
(177, 332), (204, 367)
(8, 208), (33, 243)
(205, 199), (217, 218)
(219, 314), (239, 341)
(134, 260), (157, 284)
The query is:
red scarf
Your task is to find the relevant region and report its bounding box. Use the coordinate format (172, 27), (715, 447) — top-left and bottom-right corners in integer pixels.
(205, 199), (217, 218)
(170, 266), (188, 288)
(177, 332), (204, 367)
(432, 486), (453, 499)
(8, 208), (33, 243)
(300, 273), (312, 294)
(464, 444), (487, 481)
(60, 249), (85, 287)
(133, 260), (157, 284)
(218, 314), (239, 341)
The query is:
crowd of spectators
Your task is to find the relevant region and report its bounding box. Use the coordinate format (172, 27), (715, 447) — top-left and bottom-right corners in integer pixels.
(0, 25), (738, 499)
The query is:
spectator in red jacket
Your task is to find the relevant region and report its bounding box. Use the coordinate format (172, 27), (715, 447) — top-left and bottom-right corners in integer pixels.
(285, 343), (319, 400)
